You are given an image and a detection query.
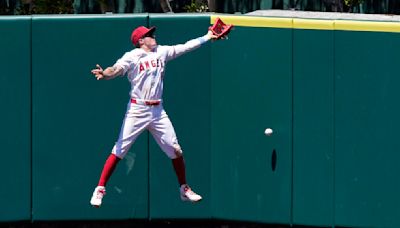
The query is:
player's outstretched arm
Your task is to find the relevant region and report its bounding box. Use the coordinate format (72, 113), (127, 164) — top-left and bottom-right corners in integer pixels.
(91, 64), (123, 80)
(165, 29), (221, 61)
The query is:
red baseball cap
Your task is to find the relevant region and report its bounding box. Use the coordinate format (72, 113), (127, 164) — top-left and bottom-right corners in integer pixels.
(131, 26), (156, 46)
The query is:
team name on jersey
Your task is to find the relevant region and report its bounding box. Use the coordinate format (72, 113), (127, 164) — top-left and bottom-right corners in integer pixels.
(139, 58), (164, 73)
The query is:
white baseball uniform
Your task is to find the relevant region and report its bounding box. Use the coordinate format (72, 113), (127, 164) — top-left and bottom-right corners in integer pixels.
(111, 34), (210, 159)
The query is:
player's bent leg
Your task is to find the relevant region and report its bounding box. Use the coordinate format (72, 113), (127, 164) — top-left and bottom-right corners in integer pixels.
(170, 153), (202, 202)
(90, 105), (149, 208)
(149, 116), (202, 202)
(172, 154), (186, 186)
(98, 154), (122, 186)
(90, 153), (122, 208)
(172, 155), (203, 203)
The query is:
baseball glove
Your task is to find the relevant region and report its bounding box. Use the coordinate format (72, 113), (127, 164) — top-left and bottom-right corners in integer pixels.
(209, 17), (233, 40)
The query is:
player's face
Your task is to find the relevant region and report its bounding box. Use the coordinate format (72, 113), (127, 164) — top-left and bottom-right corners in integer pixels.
(141, 34), (157, 49)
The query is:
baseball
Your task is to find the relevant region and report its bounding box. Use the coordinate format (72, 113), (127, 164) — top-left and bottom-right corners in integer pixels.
(264, 128), (273, 136)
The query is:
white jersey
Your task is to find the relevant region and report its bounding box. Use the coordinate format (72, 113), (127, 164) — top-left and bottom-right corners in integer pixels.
(113, 35), (210, 100)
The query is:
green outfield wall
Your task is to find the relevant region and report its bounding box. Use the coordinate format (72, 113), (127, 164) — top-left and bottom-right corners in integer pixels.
(210, 22), (293, 224)
(292, 23), (335, 227)
(1, 13), (400, 228)
(30, 15), (149, 221)
(0, 16), (31, 222)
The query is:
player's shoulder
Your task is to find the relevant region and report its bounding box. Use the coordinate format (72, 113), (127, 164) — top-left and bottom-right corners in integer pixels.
(126, 48), (144, 55)
(154, 45), (173, 54)
(121, 48), (146, 59)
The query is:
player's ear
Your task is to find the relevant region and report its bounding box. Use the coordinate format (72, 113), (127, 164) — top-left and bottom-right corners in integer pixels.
(137, 39), (144, 47)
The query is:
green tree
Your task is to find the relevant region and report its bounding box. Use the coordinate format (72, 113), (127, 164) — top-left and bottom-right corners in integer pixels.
(344, 0), (365, 12)
(15, 0), (73, 14)
(183, 0), (209, 12)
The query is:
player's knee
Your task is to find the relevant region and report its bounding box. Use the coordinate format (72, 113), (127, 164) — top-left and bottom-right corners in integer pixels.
(173, 143), (183, 158)
(112, 149), (125, 159)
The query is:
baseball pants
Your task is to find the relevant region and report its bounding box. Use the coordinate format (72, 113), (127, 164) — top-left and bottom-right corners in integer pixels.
(111, 101), (182, 159)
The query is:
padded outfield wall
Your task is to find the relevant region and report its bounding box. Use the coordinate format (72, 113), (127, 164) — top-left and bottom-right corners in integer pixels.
(1, 12), (400, 228)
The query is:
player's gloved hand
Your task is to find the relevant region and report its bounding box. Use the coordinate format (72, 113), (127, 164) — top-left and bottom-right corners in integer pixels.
(208, 17), (233, 40)
(91, 64), (105, 80)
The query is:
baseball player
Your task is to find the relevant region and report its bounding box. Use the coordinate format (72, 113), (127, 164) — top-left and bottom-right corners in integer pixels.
(90, 25), (221, 207)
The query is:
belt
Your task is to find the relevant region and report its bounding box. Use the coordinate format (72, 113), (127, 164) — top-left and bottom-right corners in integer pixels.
(131, 98), (161, 106)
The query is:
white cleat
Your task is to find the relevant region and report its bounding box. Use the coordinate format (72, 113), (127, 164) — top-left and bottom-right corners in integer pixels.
(90, 186), (106, 208)
(180, 184), (202, 202)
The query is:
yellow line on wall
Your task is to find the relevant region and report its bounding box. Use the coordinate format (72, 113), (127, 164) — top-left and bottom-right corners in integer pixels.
(334, 19), (400, 33)
(293, 18), (333, 30)
(210, 15), (400, 33)
(210, 15), (292, 29)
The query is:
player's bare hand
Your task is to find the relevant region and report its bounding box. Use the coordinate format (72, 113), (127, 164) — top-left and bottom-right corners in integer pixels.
(91, 64), (104, 80)
(207, 30), (228, 40)
(206, 30), (218, 40)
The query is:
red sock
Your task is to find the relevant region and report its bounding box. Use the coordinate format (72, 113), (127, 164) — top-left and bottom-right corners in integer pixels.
(98, 154), (121, 187)
(172, 156), (187, 186)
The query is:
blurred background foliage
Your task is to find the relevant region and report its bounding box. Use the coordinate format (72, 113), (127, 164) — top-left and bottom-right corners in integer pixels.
(0, 0), (400, 15)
